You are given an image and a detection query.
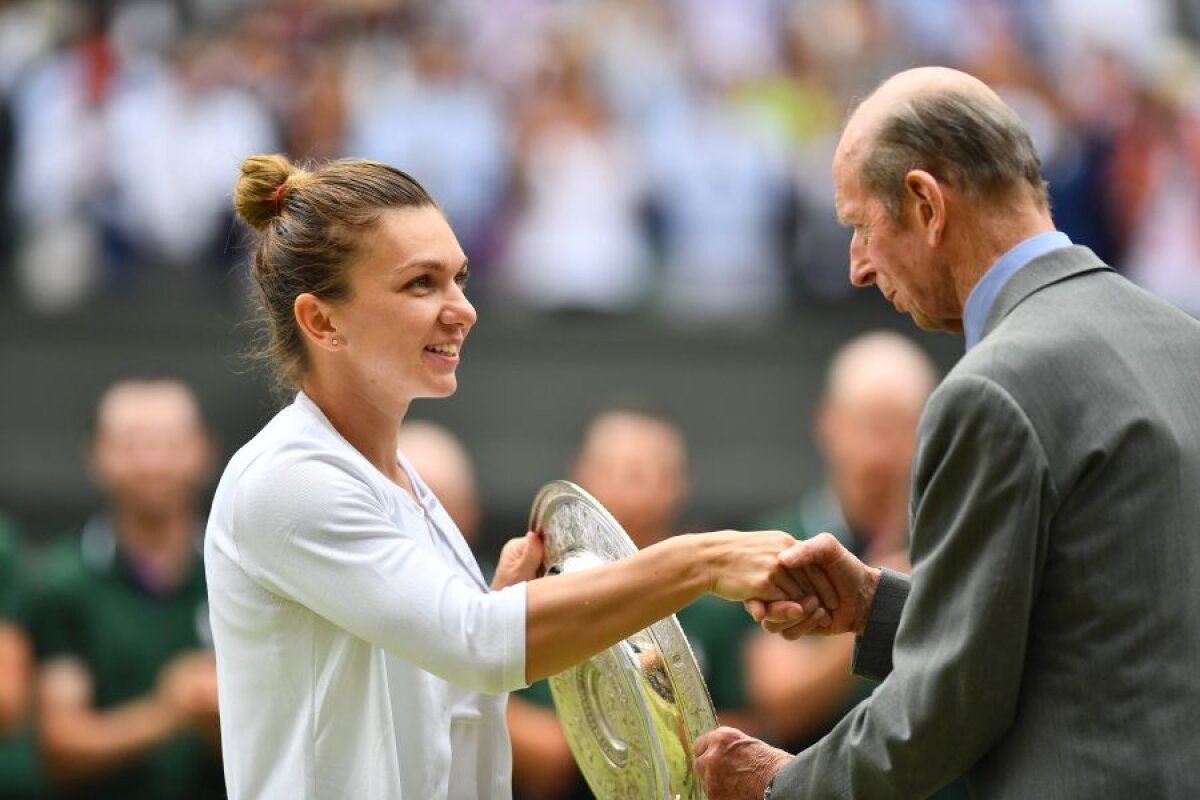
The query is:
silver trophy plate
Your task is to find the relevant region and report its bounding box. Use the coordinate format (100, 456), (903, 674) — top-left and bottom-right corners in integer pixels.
(529, 480), (718, 800)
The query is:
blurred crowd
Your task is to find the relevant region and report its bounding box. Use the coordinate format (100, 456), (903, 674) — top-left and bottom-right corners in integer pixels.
(1, 0), (1199, 319)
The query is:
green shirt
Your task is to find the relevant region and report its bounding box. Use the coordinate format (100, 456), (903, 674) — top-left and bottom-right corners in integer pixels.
(0, 517), (49, 800)
(31, 517), (223, 800)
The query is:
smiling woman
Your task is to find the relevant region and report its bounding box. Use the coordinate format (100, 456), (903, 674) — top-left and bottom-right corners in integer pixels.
(204, 154), (836, 800)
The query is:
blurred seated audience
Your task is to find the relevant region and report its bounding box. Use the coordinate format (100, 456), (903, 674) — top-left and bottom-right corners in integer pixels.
(2, 2), (1199, 319)
(30, 380), (223, 800)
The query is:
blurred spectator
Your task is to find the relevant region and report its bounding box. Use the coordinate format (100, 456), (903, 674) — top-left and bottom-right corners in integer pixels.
(395, 418), (493, 580)
(347, 19), (508, 273)
(9, 8), (114, 312)
(510, 407), (758, 799)
(498, 32), (652, 314)
(643, 81), (792, 324)
(1, 0), (1198, 319)
(0, 514), (46, 800)
(103, 32), (277, 271)
(746, 332), (933, 744)
(1108, 53), (1200, 315)
(31, 380), (223, 800)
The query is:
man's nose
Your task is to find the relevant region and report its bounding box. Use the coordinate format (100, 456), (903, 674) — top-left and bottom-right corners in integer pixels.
(848, 234), (874, 287)
(849, 256), (875, 287)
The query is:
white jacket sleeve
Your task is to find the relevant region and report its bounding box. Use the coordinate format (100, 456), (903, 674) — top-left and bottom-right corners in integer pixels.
(230, 447), (527, 695)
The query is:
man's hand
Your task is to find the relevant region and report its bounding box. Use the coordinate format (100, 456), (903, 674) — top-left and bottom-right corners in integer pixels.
(491, 531), (545, 590)
(693, 726), (791, 799)
(744, 532), (882, 639)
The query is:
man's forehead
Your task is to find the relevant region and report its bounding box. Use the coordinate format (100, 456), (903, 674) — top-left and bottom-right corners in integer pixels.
(98, 386), (200, 435)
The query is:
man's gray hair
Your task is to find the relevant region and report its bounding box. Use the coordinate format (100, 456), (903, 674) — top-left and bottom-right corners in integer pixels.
(859, 89), (1049, 218)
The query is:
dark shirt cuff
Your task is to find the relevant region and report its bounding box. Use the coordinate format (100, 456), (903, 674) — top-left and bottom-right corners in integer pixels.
(851, 567), (910, 682)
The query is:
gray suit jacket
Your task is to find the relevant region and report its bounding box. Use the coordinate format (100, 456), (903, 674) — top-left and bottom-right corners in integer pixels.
(772, 246), (1200, 798)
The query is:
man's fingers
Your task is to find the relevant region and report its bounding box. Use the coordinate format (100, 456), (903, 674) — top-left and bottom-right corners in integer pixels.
(802, 564), (839, 611)
(779, 532), (838, 568)
(770, 563), (808, 601)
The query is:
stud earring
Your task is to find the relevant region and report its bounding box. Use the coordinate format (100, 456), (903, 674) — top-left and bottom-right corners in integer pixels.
(331, 337), (338, 347)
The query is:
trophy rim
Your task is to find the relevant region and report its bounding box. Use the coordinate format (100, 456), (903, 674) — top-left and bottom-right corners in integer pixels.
(528, 479), (718, 800)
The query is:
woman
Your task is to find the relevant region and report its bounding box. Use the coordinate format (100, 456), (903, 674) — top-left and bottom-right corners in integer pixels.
(205, 155), (830, 799)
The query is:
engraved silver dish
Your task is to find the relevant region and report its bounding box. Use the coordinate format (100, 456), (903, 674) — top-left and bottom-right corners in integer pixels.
(528, 480), (718, 800)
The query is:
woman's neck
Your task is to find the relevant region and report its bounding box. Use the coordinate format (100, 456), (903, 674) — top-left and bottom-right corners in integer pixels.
(302, 374), (410, 483)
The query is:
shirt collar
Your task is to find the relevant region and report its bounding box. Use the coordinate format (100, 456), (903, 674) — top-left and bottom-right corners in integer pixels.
(962, 230), (1072, 350)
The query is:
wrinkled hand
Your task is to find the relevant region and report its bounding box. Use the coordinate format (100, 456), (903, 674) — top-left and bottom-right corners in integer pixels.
(744, 532), (881, 639)
(491, 531), (545, 590)
(694, 726), (791, 799)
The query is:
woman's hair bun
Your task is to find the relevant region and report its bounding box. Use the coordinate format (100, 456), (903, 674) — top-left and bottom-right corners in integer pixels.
(234, 154), (308, 232)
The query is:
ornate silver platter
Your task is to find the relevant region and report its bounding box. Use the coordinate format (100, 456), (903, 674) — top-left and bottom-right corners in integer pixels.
(528, 480), (718, 800)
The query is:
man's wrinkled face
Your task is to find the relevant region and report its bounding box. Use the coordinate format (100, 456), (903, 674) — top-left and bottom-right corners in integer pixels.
(833, 138), (962, 332)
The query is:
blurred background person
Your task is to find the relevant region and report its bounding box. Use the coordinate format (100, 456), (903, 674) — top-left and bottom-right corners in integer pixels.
(347, 17), (509, 276)
(0, 513), (45, 800)
(756, 331), (934, 566)
(498, 31), (652, 315)
(31, 380), (223, 800)
(510, 406), (760, 799)
(745, 332), (967, 798)
(395, 418), (493, 581)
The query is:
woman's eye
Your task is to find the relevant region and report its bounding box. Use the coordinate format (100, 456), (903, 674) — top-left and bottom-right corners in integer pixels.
(454, 270), (470, 288)
(406, 276), (431, 290)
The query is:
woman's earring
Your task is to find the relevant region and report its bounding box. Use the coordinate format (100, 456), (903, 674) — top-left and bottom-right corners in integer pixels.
(331, 337), (339, 347)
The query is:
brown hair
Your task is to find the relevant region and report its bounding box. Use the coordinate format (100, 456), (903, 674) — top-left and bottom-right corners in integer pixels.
(233, 154), (436, 392)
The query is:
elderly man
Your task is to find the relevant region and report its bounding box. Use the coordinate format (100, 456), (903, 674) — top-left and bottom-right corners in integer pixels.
(694, 66), (1200, 798)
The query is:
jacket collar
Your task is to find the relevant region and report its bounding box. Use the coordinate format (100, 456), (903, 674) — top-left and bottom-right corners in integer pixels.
(980, 246), (1113, 343)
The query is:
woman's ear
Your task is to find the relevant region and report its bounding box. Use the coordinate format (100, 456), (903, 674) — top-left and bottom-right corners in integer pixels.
(294, 293), (340, 352)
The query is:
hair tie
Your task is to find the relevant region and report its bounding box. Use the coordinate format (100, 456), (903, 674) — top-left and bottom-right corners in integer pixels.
(273, 181), (288, 216)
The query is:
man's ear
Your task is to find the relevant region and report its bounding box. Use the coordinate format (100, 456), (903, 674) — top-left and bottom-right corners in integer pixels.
(904, 169), (945, 245)
(294, 293), (340, 352)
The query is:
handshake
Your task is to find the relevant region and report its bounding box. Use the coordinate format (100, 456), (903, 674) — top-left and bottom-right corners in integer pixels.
(720, 529), (883, 641)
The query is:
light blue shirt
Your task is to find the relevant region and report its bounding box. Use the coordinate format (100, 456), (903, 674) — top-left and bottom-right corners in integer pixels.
(963, 231), (1072, 350)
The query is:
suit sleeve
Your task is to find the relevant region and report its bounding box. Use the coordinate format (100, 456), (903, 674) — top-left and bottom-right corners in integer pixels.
(851, 568), (910, 682)
(771, 373), (1058, 798)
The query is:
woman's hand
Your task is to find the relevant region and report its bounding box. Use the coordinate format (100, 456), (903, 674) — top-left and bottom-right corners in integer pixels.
(491, 531), (545, 590)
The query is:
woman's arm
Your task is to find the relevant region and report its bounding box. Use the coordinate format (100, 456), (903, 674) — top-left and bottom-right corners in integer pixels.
(524, 531), (828, 682)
